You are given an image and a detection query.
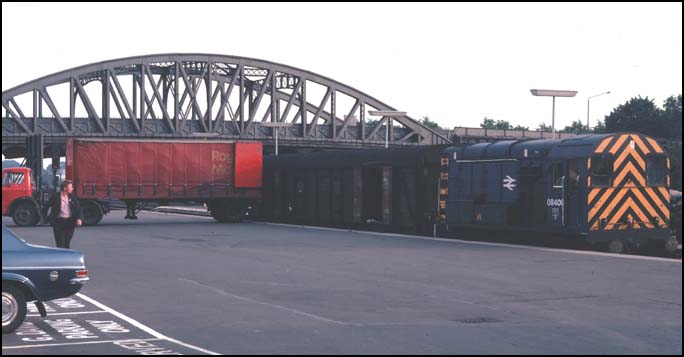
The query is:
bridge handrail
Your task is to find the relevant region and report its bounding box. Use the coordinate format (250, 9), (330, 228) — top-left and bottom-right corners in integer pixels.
(451, 127), (579, 139)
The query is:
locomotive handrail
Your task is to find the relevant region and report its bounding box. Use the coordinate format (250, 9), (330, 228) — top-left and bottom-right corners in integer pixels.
(561, 176), (566, 227)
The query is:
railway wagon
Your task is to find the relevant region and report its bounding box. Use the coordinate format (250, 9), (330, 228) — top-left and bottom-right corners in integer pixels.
(439, 133), (676, 254)
(263, 146), (444, 234)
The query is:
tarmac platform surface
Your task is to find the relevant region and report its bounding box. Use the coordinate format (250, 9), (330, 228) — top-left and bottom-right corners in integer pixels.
(2, 211), (681, 354)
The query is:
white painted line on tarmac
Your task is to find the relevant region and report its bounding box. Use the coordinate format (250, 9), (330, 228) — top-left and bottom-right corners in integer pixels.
(2, 338), (161, 350)
(76, 293), (220, 355)
(179, 278), (347, 325)
(26, 310), (107, 317)
(257, 222), (682, 263)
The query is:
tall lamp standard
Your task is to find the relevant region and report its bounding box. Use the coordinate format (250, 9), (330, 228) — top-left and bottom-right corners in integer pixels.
(530, 89), (578, 139)
(587, 91), (611, 131)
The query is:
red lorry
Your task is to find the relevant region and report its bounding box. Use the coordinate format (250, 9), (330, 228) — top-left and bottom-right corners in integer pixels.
(2, 139), (262, 226)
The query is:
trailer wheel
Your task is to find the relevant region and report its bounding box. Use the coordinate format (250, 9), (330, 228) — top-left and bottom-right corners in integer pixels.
(210, 210), (226, 223)
(12, 201), (40, 227)
(81, 201), (103, 226)
(210, 208), (243, 223)
(2, 284), (27, 334)
(607, 239), (625, 254)
(226, 205), (244, 223)
(209, 201), (243, 223)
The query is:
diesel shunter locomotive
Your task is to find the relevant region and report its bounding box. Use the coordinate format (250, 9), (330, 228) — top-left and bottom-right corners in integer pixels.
(439, 133), (675, 254)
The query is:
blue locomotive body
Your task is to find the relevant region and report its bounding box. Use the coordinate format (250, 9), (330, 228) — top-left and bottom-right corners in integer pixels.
(439, 133), (673, 253)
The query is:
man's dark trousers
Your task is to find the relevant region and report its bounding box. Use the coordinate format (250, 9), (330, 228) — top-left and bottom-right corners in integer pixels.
(53, 218), (76, 249)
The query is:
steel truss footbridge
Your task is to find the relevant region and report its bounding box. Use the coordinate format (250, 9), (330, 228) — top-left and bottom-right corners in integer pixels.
(2, 54), (450, 158)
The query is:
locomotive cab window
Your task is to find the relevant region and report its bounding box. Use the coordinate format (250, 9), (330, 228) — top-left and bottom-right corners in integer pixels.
(590, 155), (613, 187)
(647, 155), (667, 186)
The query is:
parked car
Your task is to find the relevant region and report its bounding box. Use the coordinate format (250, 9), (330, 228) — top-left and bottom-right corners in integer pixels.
(2, 225), (89, 334)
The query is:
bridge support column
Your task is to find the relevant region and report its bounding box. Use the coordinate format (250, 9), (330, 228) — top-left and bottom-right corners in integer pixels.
(352, 167), (362, 224)
(273, 169), (281, 219)
(382, 167), (392, 225)
(51, 146), (60, 189)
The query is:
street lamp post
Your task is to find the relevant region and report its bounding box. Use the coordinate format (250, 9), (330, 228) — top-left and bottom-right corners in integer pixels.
(587, 91), (611, 131)
(367, 110), (407, 148)
(261, 122), (294, 155)
(530, 89), (578, 139)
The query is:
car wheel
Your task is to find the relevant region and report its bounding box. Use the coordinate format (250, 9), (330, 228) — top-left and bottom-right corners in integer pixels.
(12, 202), (39, 227)
(2, 284), (27, 334)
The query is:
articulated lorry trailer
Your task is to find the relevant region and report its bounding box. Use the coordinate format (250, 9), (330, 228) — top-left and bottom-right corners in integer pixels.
(2, 138), (263, 226)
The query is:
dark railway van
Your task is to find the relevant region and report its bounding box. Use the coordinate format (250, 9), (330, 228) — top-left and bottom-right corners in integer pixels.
(263, 146), (444, 234)
(439, 133), (675, 254)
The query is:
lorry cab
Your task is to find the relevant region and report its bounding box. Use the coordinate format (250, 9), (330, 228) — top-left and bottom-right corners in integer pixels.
(2, 167), (41, 226)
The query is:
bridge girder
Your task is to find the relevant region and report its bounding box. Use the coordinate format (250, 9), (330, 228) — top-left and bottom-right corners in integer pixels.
(2, 54), (450, 156)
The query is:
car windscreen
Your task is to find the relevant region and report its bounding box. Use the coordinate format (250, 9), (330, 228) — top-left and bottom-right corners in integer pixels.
(2, 226), (27, 251)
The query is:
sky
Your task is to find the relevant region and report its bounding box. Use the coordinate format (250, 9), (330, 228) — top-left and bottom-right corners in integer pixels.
(2, 2), (682, 134)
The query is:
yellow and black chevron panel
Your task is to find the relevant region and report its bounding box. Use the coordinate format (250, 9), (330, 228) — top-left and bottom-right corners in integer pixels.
(588, 134), (670, 231)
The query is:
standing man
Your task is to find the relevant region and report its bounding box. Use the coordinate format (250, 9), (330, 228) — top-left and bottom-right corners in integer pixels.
(47, 180), (82, 249)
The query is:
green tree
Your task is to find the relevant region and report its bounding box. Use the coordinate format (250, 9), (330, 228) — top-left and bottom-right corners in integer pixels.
(593, 119), (607, 133)
(480, 117), (496, 129)
(419, 116), (442, 130)
(662, 95), (682, 139)
(562, 119), (590, 134)
(537, 122), (552, 131)
(512, 125), (529, 131)
(603, 96), (665, 137)
(480, 117), (513, 129)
